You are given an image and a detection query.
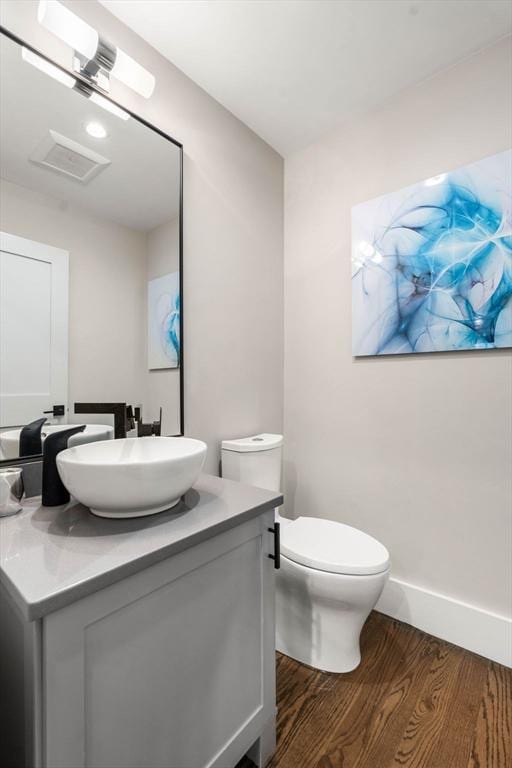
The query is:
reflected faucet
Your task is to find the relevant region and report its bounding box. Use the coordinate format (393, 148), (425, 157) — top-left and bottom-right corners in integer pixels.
(135, 407), (162, 437)
(19, 417), (47, 457)
(74, 403), (133, 439)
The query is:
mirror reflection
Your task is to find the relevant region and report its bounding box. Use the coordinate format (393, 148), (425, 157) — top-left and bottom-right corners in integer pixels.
(0, 34), (183, 462)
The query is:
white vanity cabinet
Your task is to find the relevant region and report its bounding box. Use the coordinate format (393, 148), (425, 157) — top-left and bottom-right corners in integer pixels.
(44, 512), (276, 768)
(0, 477), (281, 768)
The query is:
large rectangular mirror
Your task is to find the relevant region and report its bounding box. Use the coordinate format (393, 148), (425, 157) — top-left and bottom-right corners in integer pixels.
(0, 30), (183, 463)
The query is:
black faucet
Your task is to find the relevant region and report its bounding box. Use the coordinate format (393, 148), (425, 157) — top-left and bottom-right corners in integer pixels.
(19, 417), (47, 457)
(74, 403), (133, 439)
(42, 425), (86, 507)
(135, 407), (162, 437)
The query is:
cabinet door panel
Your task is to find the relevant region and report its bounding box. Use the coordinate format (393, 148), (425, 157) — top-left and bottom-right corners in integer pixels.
(44, 515), (274, 768)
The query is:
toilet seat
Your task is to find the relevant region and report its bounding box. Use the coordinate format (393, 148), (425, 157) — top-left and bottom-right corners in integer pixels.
(280, 516), (390, 576)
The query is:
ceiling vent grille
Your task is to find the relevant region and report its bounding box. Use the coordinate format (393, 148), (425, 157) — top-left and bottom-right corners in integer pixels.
(30, 130), (110, 183)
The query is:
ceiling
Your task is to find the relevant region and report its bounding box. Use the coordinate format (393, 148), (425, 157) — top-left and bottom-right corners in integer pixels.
(99, 0), (512, 156)
(0, 33), (180, 231)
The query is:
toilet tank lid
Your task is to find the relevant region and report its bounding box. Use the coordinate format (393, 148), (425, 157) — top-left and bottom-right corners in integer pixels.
(221, 433), (283, 453)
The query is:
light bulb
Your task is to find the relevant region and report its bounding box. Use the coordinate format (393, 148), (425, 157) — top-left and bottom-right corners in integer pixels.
(111, 48), (155, 98)
(38, 0), (98, 61)
(22, 47), (75, 88)
(89, 92), (130, 121)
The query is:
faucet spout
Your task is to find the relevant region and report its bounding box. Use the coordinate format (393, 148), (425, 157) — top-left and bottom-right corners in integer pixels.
(42, 425), (86, 507)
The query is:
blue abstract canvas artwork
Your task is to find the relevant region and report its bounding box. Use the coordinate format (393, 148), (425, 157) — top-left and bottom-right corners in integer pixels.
(148, 272), (180, 369)
(351, 150), (512, 356)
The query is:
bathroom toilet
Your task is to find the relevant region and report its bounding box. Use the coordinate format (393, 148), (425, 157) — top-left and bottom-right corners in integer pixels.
(221, 433), (390, 673)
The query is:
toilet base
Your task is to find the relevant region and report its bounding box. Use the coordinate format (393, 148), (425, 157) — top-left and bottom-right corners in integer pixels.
(276, 645), (361, 675)
(276, 556), (389, 674)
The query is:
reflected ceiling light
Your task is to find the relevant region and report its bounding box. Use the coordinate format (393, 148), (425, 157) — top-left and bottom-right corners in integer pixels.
(37, 1), (155, 98)
(424, 173), (447, 187)
(89, 92), (130, 121)
(22, 47), (75, 88)
(85, 121), (108, 139)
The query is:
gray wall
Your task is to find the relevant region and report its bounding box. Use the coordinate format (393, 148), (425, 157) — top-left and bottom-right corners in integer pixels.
(284, 37), (512, 617)
(0, 0), (284, 473)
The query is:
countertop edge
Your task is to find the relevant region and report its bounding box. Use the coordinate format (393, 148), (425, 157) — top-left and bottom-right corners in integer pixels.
(2, 491), (283, 622)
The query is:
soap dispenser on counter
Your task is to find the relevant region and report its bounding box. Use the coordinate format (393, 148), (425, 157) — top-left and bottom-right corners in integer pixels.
(42, 425), (86, 507)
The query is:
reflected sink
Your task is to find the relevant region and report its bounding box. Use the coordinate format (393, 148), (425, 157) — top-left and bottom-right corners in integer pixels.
(57, 437), (207, 518)
(0, 424), (114, 460)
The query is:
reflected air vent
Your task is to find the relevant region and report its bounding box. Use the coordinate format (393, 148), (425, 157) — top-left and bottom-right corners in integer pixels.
(30, 130), (110, 183)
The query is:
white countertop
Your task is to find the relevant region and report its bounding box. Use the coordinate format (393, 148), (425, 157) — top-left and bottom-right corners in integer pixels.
(0, 473), (282, 621)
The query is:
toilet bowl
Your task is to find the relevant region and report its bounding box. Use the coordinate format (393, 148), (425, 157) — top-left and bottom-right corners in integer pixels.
(276, 516), (389, 673)
(221, 433), (390, 674)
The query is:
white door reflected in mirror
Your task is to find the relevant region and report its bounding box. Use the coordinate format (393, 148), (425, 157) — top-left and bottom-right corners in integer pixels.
(0, 232), (69, 429)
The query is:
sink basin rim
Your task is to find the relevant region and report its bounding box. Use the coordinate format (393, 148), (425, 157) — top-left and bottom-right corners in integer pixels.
(58, 436), (206, 467)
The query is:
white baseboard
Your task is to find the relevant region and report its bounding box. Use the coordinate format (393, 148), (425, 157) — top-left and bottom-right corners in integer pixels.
(376, 577), (512, 668)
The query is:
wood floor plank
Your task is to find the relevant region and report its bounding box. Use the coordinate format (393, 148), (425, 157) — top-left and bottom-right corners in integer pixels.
(390, 640), (463, 766)
(314, 626), (436, 767)
(268, 614), (409, 768)
(342, 630), (445, 768)
(235, 613), (512, 768)
(467, 659), (512, 768)
(429, 647), (487, 767)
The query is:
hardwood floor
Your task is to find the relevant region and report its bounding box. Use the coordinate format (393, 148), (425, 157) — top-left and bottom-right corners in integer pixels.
(238, 612), (512, 768)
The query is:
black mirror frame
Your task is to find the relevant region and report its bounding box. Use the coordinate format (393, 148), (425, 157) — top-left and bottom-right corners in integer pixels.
(0, 25), (184, 465)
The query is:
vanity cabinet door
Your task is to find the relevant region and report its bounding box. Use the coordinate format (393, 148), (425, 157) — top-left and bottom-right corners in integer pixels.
(42, 511), (276, 768)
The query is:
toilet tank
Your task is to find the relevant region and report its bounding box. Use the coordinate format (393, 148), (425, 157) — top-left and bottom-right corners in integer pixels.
(221, 434), (283, 491)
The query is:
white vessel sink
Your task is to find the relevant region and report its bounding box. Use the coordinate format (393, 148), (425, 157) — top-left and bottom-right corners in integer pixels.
(57, 437), (207, 518)
(0, 424), (114, 460)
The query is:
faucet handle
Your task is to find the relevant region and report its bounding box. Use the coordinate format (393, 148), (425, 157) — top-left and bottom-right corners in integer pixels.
(152, 407), (163, 437)
(125, 405), (136, 432)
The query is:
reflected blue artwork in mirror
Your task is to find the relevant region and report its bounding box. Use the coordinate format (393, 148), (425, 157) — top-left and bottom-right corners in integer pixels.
(351, 149), (512, 355)
(148, 272), (180, 370)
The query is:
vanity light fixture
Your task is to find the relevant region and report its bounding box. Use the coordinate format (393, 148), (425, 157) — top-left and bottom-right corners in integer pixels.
(89, 92), (130, 121)
(85, 121), (108, 139)
(21, 47), (75, 88)
(38, 0), (156, 98)
(22, 46), (130, 121)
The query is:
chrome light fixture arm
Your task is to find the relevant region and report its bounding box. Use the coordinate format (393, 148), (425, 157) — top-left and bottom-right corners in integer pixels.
(73, 35), (117, 93)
